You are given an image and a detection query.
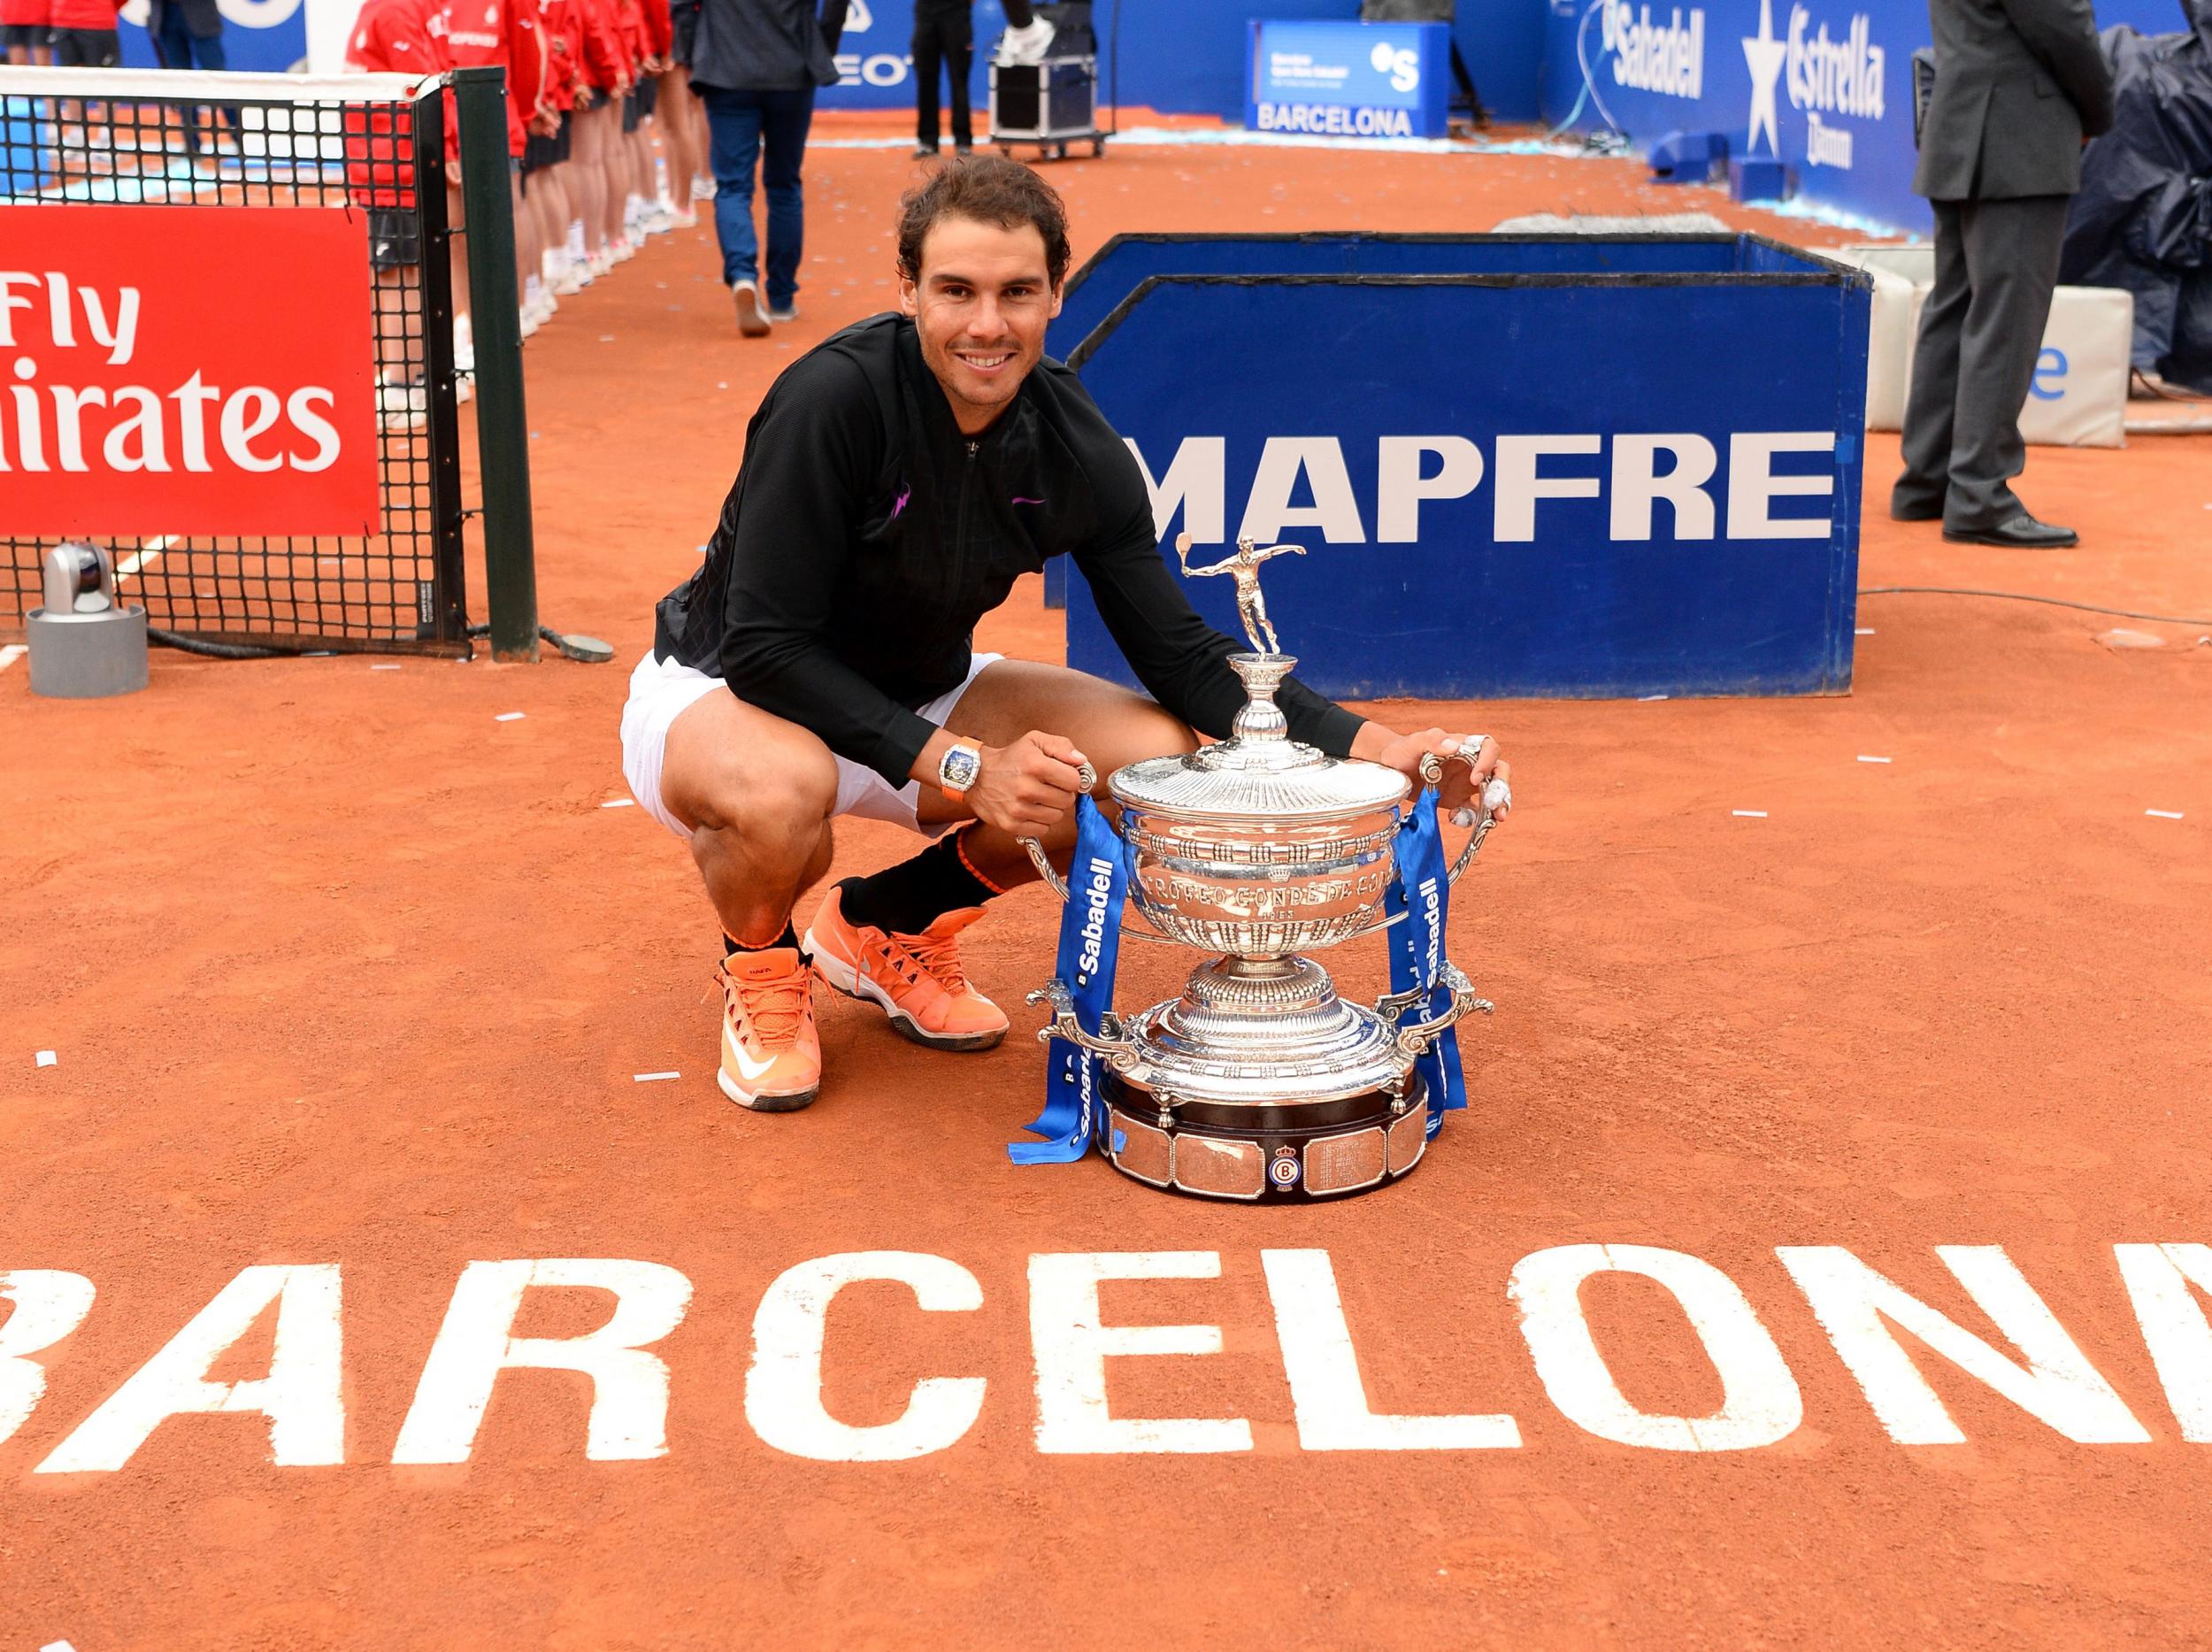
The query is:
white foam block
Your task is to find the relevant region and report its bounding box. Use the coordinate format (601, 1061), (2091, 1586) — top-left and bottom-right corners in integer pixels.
(2147, 809), (2185, 820)
(1855, 627), (1875, 636)
(601, 799), (636, 809)
(1732, 810), (1768, 818)
(35, 1049), (58, 1067)
(371, 663), (402, 671)
(1857, 755), (1892, 764)
(495, 711), (526, 722)
(633, 1071), (680, 1083)
(1637, 693), (1669, 702)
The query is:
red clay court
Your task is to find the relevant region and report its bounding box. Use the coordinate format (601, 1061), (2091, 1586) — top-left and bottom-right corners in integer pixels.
(4, 124), (2212, 1648)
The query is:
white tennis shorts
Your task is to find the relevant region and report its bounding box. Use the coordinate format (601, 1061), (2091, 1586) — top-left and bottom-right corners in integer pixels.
(618, 648), (1003, 839)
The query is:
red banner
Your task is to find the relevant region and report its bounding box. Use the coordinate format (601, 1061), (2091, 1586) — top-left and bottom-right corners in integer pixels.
(0, 205), (381, 538)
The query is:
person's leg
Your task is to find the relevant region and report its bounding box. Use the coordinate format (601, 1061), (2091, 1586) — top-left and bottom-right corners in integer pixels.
(191, 28), (242, 138)
(601, 95), (631, 250)
(1893, 198), (1966, 519)
(572, 96), (608, 256)
(947, 33), (972, 152)
(914, 659), (1197, 886)
(757, 86), (814, 314)
(657, 685), (843, 1109)
(701, 88), (762, 284)
(511, 166), (535, 304)
(655, 67), (698, 212)
(1943, 194), (2070, 532)
(802, 659), (1194, 1050)
(912, 14), (943, 151)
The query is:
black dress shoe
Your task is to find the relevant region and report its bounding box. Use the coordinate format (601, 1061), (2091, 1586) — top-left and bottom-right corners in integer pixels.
(1942, 514), (2079, 549)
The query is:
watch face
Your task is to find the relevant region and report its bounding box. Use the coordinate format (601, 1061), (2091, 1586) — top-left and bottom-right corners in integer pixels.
(941, 746), (981, 792)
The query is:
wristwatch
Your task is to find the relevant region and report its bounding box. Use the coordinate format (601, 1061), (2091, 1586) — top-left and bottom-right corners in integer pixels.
(937, 738), (984, 802)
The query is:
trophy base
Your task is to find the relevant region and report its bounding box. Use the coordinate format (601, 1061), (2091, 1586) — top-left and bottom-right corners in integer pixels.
(1094, 955), (1431, 1202)
(1101, 1068), (1429, 1202)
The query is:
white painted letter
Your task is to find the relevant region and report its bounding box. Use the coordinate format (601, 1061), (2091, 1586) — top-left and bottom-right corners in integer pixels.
(1610, 433), (1717, 540)
(1125, 434), (1225, 543)
(1376, 436), (1484, 543)
(0, 1271), (97, 1447)
(1030, 1252), (1252, 1455)
(1238, 437), (1367, 544)
(1725, 431), (1835, 540)
(1493, 434), (1601, 542)
(1509, 1244), (1802, 1450)
(1777, 1246), (2150, 1444)
(392, 1259), (691, 1464)
(747, 1251), (986, 1462)
(1263, 1249), (1519, 1450)
(36, 1264), (343, 1472)
(2115, 1244), (2212, 1441)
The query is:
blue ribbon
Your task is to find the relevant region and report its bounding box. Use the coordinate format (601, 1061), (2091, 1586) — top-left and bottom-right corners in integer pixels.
(1011, 795), (1134, 1164)
(1385, 791), (1467, 1137)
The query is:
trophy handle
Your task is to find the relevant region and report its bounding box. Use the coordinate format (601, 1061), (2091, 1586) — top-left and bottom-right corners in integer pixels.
(1016, 760), (1099, 902)
(1391, 962), (1494, 1058)
(1417, 748), (1510, 887)
(1025, 980), (1145, 1075)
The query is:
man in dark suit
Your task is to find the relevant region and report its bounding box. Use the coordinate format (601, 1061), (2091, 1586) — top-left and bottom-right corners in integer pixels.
(1893, 0), (2116, 546)
(675, 0), (847, 336)
(148, 0), (241, 154)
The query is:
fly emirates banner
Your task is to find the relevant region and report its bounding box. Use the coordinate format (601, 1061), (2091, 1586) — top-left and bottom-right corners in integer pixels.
(0, 205), (380, 538)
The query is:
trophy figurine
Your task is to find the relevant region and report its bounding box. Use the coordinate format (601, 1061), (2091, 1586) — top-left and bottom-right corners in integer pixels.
(1174, 531), (1306, 656)
(1018, 537), (1504, 1201)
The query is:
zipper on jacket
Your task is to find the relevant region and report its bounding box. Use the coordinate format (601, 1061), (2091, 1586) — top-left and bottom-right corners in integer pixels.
(949, 439), (979, 613)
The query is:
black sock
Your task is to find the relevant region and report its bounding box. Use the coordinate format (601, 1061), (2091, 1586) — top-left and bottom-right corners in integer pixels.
(726, 919), (803, 958)
(838, 826), (1000, 935)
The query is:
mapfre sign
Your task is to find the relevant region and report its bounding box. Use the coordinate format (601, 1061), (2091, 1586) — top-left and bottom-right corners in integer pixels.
(0, 205), (379, 536)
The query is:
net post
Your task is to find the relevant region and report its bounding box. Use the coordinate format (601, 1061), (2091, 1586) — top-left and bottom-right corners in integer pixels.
(414, 84), (470, 646)
(450, 65), (540, 662)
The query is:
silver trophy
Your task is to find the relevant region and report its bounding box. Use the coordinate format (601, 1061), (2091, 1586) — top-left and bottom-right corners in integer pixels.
(1021, 535), (1505, 1201)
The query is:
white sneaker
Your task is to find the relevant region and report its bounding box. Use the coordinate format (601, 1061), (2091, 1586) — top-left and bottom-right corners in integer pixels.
(452, 312), (475, 374)
(764, 301), (799, 324)
(996, 16), (1054, 63)
(552, 260), (586, 296)
(455, 373), (473, 404)
(611, 235), (638, 264)
(691, 174), (715, 201)
(637, 207), (678, 235)
(518, 304), (540, 340)
(589, 246), (615, 280)
(732, 279), (770, 338)
(670, 208), (698, 229)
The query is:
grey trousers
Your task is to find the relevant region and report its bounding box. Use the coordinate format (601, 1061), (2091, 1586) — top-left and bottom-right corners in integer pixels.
(1893, 194), (2071, 531)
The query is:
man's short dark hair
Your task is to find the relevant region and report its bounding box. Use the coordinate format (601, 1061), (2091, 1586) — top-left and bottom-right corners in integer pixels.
(896, 156), (1072, 290)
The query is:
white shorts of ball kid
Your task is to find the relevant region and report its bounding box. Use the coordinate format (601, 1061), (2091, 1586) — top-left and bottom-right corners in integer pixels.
(618, 648), (1003, 839)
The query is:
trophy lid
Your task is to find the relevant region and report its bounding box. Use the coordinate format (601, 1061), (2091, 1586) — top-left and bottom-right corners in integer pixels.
(1109, 652), (1410, 822)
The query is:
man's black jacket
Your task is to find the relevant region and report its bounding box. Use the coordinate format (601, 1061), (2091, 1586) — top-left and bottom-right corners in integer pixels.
(654, 314), (1363, 785)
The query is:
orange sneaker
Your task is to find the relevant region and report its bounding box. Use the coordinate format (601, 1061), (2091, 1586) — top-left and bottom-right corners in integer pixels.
(716, 947), (821, 1111)
(803, 886), (1010, 1051)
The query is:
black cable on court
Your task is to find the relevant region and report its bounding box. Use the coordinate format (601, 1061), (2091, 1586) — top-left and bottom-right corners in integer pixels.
(1859, 586), (2212, 628)
(148, 625), (614, 663)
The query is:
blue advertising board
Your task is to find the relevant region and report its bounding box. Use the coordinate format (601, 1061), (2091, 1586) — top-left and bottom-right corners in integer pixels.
(1063, 252), (1869, 700)
(1245, 19), (1449, 139)
(1540, 0), (2184, 232)
(817, 0), (1546, 120)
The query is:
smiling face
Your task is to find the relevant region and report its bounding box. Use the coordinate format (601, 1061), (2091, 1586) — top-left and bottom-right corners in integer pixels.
(899, 213), (1064, 436)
